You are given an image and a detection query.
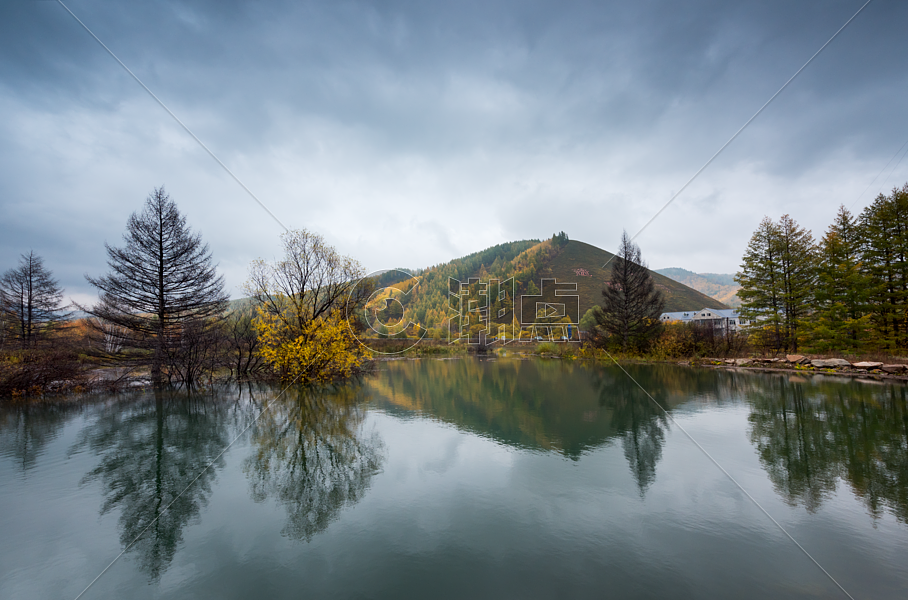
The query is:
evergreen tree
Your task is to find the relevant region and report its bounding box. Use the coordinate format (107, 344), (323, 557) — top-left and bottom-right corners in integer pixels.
(736, 217), (784, 352)
(737, 215), (814, 353)
(807, 206), (870, 351)
(859, 185), (908, 350)
(776, 214), (816, 353)
(595, 231), (664, 351)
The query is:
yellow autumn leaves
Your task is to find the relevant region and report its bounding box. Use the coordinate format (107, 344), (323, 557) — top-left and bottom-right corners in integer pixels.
(245, 229), (373, 383)
(253, 306), (369, 383)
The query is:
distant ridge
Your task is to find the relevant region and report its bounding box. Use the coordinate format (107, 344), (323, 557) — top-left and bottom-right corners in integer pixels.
(655, 267), (741, 307)
(535, 240), (727, 315)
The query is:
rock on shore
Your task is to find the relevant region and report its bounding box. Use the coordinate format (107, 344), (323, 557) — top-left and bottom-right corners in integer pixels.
(705, 355), (908, 377)
(811, 358), (853, 368)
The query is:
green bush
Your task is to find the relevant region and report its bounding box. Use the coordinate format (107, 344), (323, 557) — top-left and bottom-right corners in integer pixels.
(536, 342), (558, 354)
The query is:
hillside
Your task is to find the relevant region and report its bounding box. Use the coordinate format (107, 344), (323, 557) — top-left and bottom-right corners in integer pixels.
(535, 240), (726, 315)
(655, 267), (741, 307)
(379, 238), (726, 332)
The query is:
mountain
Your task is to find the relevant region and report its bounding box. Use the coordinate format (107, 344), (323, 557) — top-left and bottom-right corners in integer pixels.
(654, 267), (741, 307)
(535, 240), (726, 315)
(381, 238), (726, 331)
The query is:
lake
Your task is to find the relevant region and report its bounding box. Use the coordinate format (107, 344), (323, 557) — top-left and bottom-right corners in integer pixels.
(1, 357), (907, 599)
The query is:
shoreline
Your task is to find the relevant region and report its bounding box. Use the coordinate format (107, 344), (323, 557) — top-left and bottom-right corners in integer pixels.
(696, 362), (908, 383)
(407, 349), (908, 384)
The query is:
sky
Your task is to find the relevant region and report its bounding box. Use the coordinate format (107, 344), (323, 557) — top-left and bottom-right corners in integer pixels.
(2, 0), (907, 303)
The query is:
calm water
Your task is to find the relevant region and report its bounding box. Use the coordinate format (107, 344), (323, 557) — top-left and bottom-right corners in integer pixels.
(1, 358), (907, 599)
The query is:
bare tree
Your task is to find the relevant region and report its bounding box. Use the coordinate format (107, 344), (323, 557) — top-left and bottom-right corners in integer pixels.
(245, 229), (370, 341)
(221, 305), (265, 380)
(596, 231), (665, 351)
(0, 251), (67, 348)
(82, 187), (229, 386)
(87, 316), (126, 354)
(163, 317), (224, 387)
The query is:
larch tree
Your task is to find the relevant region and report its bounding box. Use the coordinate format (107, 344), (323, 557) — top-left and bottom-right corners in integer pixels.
(859, 184), (908, 350)
(737, 217), (788, 353)
(595, 230), (664, 351)
(83, 187), (229, 386)
(775, 214), (816, 353)
(0, 251), (67, 348)
(807, 206), (870, 351)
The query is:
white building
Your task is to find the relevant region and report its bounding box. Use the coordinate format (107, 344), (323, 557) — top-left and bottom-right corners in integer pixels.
(660, 308), (748, 331)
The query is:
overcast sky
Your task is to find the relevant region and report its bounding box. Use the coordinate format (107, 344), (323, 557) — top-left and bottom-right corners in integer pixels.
(2, 0), (907, 302)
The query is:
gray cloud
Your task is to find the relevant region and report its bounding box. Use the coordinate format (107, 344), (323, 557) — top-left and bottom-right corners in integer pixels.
(2, 0), (907, 299)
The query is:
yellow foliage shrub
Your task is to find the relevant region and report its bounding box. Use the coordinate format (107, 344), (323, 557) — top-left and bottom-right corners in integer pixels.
(254, 307), (371, 383)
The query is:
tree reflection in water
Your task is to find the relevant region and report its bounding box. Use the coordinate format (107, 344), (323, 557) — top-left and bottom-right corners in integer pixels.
(748, 376), (908, 522)
(0, 399), (84, 473)
(594, 368), (669, 496)
(74, 388), (231, 580)
(243, 383), (385, 541)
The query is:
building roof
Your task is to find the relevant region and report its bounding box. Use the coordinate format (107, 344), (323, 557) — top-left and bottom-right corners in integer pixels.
(660, 307), (740, 321)
(661, 311), (696, 321)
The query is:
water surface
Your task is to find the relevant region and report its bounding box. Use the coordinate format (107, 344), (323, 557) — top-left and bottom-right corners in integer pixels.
(1, 358), (907, 599)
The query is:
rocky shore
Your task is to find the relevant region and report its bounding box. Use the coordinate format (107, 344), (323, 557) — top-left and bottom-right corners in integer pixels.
(701, 354), (908, 381)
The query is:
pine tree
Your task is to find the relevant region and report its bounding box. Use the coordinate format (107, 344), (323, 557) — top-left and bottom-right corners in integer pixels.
(83, 187), (229, 386)
(736, 215), (815, 353)
(595, 231), (664, 351)
(776, 214), (816, 353)
(807, 206), (870, 351)
(736, 217), (785, 352)
(859, 184), (908, 350)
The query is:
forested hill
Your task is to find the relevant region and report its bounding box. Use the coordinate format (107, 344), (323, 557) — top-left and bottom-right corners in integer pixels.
(535, 240), (727, 314)
(381, 238), (726, 332)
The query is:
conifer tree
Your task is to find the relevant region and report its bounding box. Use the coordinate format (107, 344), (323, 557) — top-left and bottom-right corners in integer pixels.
(737, 215), (814, 353)
(776, 214), (816, 353)
(736, 217), (785, 352)
(595, 231), (664, 351)
(807, 206), (870, 351)
(84, 187), (229, 386)
(859, 184), (908, 350)
(0, 251), (67, 348)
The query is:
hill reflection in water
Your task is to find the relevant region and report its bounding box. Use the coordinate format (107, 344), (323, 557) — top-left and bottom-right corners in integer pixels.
(366, 358), (908, 519)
